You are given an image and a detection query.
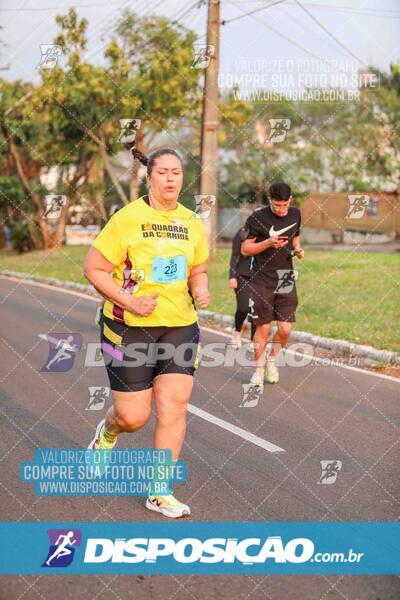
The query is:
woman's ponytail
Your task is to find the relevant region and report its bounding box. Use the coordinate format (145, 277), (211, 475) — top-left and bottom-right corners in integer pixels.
(125, 140), (182, 176)
(125, 140), (149, 167)
(131, 148), (148, 167)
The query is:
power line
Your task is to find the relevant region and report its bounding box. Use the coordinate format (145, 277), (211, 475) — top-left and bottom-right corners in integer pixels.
(224, 0), (400, 18)
(221, 0), (287, 25)
(225, 0), (326, 62)
(294, 0), (367, 65)
(278, 2), (329, 44)
(171, 1), (204, 23)
(0, 0), (127, 11)
(297, 3), (400, 18)
(225, 0), (400, 11)
(85, 0), (146, 61)
(87, 0), (168, 58)
(295, 2), (400, 16)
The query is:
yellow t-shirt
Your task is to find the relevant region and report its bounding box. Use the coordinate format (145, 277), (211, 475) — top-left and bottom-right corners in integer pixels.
(92, 196), (209, 327)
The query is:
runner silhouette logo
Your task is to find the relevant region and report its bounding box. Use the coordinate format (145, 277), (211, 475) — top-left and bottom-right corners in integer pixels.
(39, 333), (82, 372)
(42, 529), (82, 568)
(267, 118), (291, 143)
(275, 270), (299, 294)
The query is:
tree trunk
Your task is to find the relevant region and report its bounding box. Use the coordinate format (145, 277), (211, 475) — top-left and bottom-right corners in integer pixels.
(101, 147), (129, 205)
(52, 199), (70, 248)
(1, 121), (54, 248)
(129, 157), (141, 201)
(129, 125), (145, 201)
(0, 215), (5, 249)
(51, 153), (97, 248)
(88, 155), (107, 221)
(2, 120), (98, 250)
(76, 124), (130, 206)
(254, 183), (264, 205)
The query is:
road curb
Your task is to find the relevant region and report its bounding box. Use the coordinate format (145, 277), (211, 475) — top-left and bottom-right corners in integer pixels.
(198, 310), (400, 367)
(1, 269), (399, 367)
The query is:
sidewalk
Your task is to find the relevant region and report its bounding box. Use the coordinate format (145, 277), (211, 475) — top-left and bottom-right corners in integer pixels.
(218, 240), (400, 253)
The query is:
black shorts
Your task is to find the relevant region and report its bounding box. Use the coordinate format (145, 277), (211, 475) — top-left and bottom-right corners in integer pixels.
(250, 284), (298, 325)
(100, 315), (201, 392)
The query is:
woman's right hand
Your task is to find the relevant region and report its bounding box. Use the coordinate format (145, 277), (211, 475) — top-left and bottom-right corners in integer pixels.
(129, 293), (159, 316)
(229, 278), (238, 289)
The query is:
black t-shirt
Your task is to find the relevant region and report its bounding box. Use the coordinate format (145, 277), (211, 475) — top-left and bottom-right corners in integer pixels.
(244, 205), (301, 288)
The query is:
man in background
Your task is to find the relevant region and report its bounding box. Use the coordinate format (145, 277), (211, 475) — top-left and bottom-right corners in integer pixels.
(241, 182), (304, 387)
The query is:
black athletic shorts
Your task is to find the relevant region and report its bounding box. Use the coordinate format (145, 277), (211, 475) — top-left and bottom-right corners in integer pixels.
(100, 315), (201, 392)
(250, 284), (298, 325)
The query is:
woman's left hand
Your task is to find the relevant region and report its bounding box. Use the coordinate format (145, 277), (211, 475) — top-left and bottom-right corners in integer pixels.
(193, 286), (211, 308)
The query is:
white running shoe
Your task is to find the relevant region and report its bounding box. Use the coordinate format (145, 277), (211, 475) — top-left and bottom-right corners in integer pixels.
(95, 305), (103, 328)
(146, 494), (191, 518)
(264, 359), (279, 384)
(87, 419), (118, 476)
(249, 369), (264, 390)
(88, 419), (105, 450)
(230, 330), (242, 349)
(88, 419), (118, 450)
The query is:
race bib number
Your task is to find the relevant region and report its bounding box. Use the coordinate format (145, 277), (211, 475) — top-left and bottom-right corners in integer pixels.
(150, 255), (187, 283)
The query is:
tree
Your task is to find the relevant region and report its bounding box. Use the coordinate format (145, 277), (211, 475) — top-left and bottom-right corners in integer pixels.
(217, 71), (400, 198)
(366, 63), (400, 192)
(218, 97), (306, 204)
(0, 44), (96, 249)
(0, 7), (205, 249)
(108, 9), (201, 200)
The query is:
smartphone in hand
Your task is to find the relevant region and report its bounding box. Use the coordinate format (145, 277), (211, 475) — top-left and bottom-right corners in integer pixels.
(278, 236), (288, 242)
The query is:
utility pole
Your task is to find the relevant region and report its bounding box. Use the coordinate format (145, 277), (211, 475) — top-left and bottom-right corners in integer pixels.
(199, 0), (220, 258)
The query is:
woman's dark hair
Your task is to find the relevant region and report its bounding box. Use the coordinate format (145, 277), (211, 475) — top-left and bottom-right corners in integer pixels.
(128, 144), (183, 176)
(269, 181), (291, 201)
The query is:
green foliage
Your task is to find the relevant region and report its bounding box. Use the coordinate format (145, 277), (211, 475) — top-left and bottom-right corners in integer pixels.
(111, 11), (200, 128)
(0, 176), (26, 212)
(0, 79), (37, 162)
(218, 67), (400, 198)
(9, 220), (33, 253)
(2, 4), (399, 226)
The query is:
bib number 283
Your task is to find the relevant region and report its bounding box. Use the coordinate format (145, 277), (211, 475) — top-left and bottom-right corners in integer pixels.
(151, 255), (187, 283)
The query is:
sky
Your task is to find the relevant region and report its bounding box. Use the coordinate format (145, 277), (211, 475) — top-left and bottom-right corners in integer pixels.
(1, 0), (399, 91)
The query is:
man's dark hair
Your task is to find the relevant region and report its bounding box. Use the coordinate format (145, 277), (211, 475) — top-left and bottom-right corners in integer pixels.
(269, 182), (291, 201)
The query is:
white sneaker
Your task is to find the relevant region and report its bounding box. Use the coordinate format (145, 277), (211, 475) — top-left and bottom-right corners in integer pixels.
(264, 359), (279, 384)
(87, 419), (118, 450)
(146, 494), (190, 518)
(95, 306), (103, 328)
(230, 331), (242, 349)
(87, 419), (105, 450)
(87, 419), (114, 476)
(249, 369), (264, 389)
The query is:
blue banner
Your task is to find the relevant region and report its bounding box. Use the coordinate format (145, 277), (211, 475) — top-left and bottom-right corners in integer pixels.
(1, 522), (399, 574)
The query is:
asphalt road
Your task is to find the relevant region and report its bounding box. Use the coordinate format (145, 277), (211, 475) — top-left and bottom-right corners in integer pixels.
(0, 276), (399, 599)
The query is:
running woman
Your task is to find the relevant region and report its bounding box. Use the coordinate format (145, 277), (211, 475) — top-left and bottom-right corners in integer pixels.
(241, 182), (304, 387)
(228, 204), (265, 347)
(84, 148), (210, 518)
(229, 227), (252, 347)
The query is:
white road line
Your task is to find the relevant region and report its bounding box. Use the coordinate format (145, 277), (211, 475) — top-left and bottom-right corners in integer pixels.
(1, 275), (398, 386)
(0, 275), (101, 302)
(187, 404), (285, 452)
(0, 275), (285, 454)
(200, 326), (400, 384)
